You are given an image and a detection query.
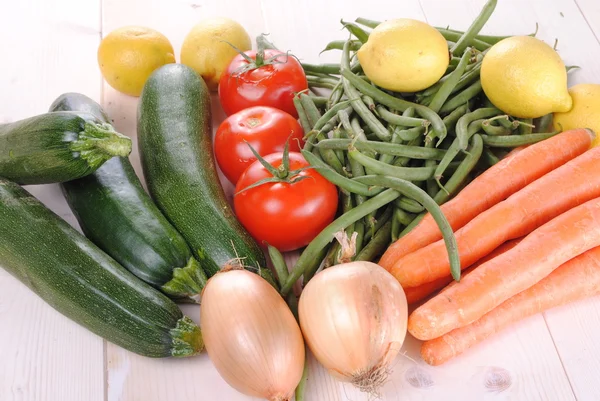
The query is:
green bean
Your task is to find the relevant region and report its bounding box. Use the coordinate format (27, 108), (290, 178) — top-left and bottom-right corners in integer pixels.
(376, 105), (427, 127)
(313, 100), (354, 131)
(309, 96), (328, 108)
(434, 134), (483, 204)
(341, 19), (370, 43)
(362, 95), (377, 112)
(316, 139), (446, 160)
(439, 80), (483, 114)
(358, 175), (462, 280)
(353, 219), (366, 255)
(281, 188), (400, 294)
(356, 221), (392, 262)
(267, 245), (299, 317)
(391, 210), (401, 242)
(294, 96), (312, 136)
(429, 50), (472, 113)
(450, 0), (497, 55)
(349, 149), (437, 181)
(354, 17), (380, 29)
(299, 93), (321, 127)
(436, 28), (492, 52)
(425, 141), (438, 197)
(399, 126), (425, 141)
(399, 213), (425, 237)
(332, 129), (345, 163)
(377, 126), (402, 165)
(497, 116), (515, 130)
(307, 76), (338, 89)
(535, 114), (554, 133)
(340, 68), (447, 140)
(327, 80), (344, 109)
(482, 119), (511, 135)
(340, 43), (391, 141)
(363, 205), (394, 242)
(420, 61), (482, 104)
(443, 104), (469, 131)
(315, 132), (345, 175)
(482, 132), (559, 147)
(321, 39), (362, 53)
(456, 107), (501, 149)
(517, 118), (534, 135)
(436, 26), (514, 45)
(394, 207), (416, 226)
(302, 150), (384, 196)
(394, 197), (425, 213)
(323, 241), (340, 268)
(302, 63), (343, 75)
(436, 109), (497, 185)
(482, 147), (500, 166)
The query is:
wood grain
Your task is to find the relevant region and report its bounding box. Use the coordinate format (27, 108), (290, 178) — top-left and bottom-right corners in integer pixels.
(0, 1), (105, 401)
(1, 0), (600, 400)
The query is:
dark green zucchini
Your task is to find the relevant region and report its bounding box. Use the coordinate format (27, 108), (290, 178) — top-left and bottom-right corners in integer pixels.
(0, 111), (132, 185)
(50, 93), (206, 302)
(0, 178), (203, 357)
(137, 64), (266, 276)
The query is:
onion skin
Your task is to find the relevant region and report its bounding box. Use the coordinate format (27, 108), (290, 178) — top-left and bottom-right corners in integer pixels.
(299, 261), (408, 392)
(200, 269), (305, 401)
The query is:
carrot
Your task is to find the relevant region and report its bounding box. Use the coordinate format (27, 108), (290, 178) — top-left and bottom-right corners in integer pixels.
(378, 129), (593, 271)
(421, 245), (600, 365)
(408, 196), (600, 341)
(405, 238), (522, 304)
(392, 143), (600, 288)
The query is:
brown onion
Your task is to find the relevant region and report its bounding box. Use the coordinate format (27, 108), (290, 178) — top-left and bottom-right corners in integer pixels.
(201, 268), (305, 401)
(299, 261), (408, 394)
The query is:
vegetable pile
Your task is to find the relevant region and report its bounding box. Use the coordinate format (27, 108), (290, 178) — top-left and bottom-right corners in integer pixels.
(3, 0), (600, 399)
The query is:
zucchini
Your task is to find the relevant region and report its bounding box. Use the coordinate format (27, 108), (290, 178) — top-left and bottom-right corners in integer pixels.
(50, 93), (207, 302)
(0, 111), (132, 185)
(0, 178), (203, 358)
(138, 64), (266, 276)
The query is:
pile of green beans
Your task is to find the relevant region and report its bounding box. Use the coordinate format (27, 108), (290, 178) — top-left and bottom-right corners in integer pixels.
(280, 0), (559, 297)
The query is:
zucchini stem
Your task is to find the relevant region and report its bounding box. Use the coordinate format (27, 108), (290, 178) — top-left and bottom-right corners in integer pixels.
(161, 256), (208, 303)
(70, 122), (132, 169)
(169, 316), (205, 357)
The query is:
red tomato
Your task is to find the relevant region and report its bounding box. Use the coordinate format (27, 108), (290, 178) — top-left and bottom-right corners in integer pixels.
(234, 152), (338, 252)
(218, 49), (308, 117)
(214, 106), (304, 184)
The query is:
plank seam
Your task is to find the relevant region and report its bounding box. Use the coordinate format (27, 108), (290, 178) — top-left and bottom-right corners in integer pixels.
(573, 0), (600, 46)
(541, 313), (578, 400)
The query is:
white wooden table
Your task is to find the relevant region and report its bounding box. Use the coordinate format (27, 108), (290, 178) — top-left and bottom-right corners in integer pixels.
(1, 0), (600, 400)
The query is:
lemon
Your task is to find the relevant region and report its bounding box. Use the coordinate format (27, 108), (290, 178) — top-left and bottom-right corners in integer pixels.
(98, 26), (175, 97)
(180, 17), (251, 91)
(357, 19), (449, 93)
(553, 84), (600, 147)
(481, 36), (572, 119)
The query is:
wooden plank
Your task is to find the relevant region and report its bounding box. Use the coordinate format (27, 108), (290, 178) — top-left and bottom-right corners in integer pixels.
(100, 1), (269, 399)
(0, 1), (105, 401)
(574, 0), (600, 46)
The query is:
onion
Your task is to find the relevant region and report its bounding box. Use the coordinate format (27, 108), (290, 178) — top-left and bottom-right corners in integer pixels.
(200, 267), (305, 401)
(299, 261), (408, 394)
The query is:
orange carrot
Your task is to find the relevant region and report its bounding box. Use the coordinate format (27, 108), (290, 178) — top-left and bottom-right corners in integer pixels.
(408, 196), (600, 341)
(392, 143), (600, 288)
(405, 238), (522, 304)
(421, 245), (600, 365)
(379, 129), (593, 271)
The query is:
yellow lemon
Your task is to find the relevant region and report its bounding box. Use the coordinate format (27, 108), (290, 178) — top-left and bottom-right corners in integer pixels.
(357, 19), (449, 93)
(553, 84), (600, 147)
(180, 17), (251, 91)
(481, 36), (572, 119)
(98, 26), (175, 97)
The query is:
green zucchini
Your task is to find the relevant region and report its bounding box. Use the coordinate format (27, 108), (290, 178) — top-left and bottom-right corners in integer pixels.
(0, 178), (203, 358)
(50, 93), (207, 302)
(0, 111), (132, 185)
(138, 64), (266, 276)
